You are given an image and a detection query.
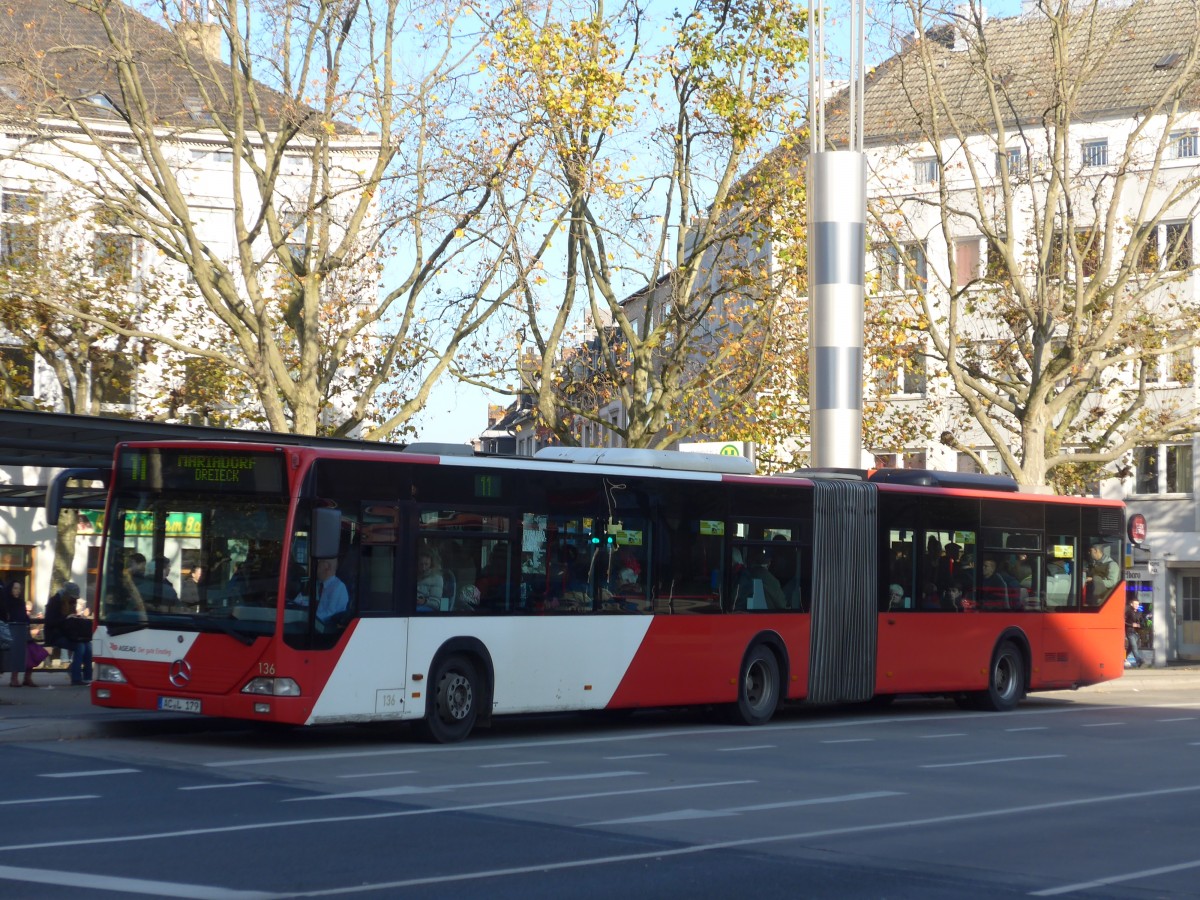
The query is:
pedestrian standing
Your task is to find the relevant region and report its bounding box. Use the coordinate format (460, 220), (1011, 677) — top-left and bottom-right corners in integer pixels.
(1125, 594), (1145, 668)
(2, 579), (37, 687)
(44, 582), (93, 685)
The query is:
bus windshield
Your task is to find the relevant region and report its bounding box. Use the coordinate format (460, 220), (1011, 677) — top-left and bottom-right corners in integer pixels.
(98, 447), (289, 640)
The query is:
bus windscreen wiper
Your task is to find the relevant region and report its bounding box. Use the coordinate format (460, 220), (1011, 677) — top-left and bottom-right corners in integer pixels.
(201, 617), (257, 646)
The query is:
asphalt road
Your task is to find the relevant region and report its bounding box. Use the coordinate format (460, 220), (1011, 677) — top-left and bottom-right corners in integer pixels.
(1, 689), (1198, 899)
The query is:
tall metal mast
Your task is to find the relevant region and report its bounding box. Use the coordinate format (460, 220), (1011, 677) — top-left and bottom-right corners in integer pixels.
(807, 0), (867, 469)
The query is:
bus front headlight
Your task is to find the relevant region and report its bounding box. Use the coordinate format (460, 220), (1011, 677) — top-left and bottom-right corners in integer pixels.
(95, 664), (127, 683)
(242, 677), (301, 697)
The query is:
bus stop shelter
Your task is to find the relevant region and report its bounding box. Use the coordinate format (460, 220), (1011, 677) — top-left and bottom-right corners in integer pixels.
(0, 408), (411, 512)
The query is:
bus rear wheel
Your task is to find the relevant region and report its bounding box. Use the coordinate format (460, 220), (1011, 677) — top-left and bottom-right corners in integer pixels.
(418, 654), (479, 743)
(732, 645), (780, 726)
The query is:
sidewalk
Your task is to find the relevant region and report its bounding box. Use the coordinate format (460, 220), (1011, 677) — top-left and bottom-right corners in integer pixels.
(2, 662), (1198, 744)
(0, 667), (195, 743)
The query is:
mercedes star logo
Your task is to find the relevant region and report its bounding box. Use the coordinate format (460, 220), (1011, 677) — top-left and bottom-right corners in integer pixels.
(169, 658), (193, 687)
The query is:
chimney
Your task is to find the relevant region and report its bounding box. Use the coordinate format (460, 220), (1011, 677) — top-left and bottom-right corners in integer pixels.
(177, 21), (222, 59)
(487, 405), (506, 427)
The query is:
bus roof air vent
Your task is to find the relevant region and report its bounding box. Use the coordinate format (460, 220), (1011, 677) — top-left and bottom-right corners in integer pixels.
(534, 446), (756, 475)
(868, 468), (1019, 492)
(781, 468), (867, 481)
(403, 442), (477, 457)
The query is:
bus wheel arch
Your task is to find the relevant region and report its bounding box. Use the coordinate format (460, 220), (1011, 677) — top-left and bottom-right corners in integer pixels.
(731, 633), (787, 726)
(417, 638), (494, 743)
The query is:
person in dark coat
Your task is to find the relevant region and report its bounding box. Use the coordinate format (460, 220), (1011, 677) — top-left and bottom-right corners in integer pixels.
(44, 582), (93, 685)
(2, 579), (36, 687)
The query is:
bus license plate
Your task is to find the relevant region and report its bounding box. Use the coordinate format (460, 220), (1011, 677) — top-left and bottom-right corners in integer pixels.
(158, 696), (201, 714)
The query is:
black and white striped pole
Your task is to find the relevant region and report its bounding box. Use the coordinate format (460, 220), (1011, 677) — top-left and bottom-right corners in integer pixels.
(807, 0), (867, 470)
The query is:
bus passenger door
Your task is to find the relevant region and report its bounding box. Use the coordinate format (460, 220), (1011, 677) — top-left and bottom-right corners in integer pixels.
(301, 503), (410, 722)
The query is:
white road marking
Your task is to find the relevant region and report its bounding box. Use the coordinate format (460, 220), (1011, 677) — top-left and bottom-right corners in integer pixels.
(603, 753), (667, 760)
(586, 790), (903, 825)
(179, 783), (267, 791)
(0, 863), (273, 899)
(920, 733), (966, 739)
(1006, 727), (1048, 732)
(479, 761), (549, 769)
(202, 704), (1126, 768)
(335, 770), (418, 780)
(1031, 856), (1200, 896)
(39, 768), (139, 778)
(716, 744), (775, 752)
(821, 738), (874, 744)
(281, 770), (643, 802)
(0, 780), (757, 853)
(921, 754), (1065, 769)
(0, 795), (97, 806)
(1080, 722), (1125, 728)
(270, 784), (1200, 896)
(1157, 717), (1196, 723)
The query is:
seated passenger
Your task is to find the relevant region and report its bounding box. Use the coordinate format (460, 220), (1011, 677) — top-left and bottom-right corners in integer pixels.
(919, 581), (941, 609)
(415, 546), (444, 609)
(944, 579), (973, 611)
(604, 567), (645, 612)
(738, 549), (785, 611)
(978, 556), (1016, 610)
(453, 584), (480, 613)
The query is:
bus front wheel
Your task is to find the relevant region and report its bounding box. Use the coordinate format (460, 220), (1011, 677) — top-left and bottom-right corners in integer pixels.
(418, 654), (479, 743)
(960, 640), (1025, 712)
(732, 645), (780, 726)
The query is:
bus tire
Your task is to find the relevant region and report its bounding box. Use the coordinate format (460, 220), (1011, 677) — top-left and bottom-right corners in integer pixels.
(732, 644), (780, 726)
(975, 640), (1025, 712)
(418, 654), (479, 743)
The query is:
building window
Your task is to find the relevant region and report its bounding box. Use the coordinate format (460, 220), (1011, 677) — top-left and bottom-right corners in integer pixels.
(877, 347), (928, 396)
(1076, 228), (1100, 277)
(93, 208), (134, 281)
(1137, 221), (1193, 272)
(1133, 443), (1194, 495)
(953, 237), (981, 289)
(873, 451), (926, 469)
(956, 449), (1011, 476)
(995, 147), (1023, 177)
(92, 354), (137, 410)
(1145, 332), (1194, 385)
(280, 210), (309, 271)
(983, 235), (1008, 282)
(1170, 129), (1198, 159)
(1081, 138), (1108, 168)
(913, 157), (939, 185)
(1164, 221), (1192, 269)
(875, 241), (927, 292)
(1, 188), (42, 268)
(0, 344), (35, 399)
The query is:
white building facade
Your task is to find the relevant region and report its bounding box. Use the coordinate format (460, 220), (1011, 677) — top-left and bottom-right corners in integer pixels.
(0, 0), (380, 613)
(852, 0), (1200, 663)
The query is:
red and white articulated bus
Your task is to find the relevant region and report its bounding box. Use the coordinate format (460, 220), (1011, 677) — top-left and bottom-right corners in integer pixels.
(88, 441), (1135, 742)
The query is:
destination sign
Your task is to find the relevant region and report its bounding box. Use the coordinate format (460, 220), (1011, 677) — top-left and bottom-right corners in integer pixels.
(118, 448), (286, 494)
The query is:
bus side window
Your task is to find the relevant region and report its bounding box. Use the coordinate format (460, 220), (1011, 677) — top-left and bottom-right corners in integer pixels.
(655, 518), (722, 614)
(886, 530), (915, 610)
(357, 504), (398, 614)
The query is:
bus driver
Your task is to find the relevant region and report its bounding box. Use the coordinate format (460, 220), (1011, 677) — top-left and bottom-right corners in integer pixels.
(294, 557), (349, 629)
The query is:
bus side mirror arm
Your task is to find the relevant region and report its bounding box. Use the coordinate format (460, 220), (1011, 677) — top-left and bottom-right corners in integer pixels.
(45, 467), (110, 522)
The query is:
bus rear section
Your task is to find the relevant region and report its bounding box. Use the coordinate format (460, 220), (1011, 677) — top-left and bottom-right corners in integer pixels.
(871, 477), (1129, 707)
